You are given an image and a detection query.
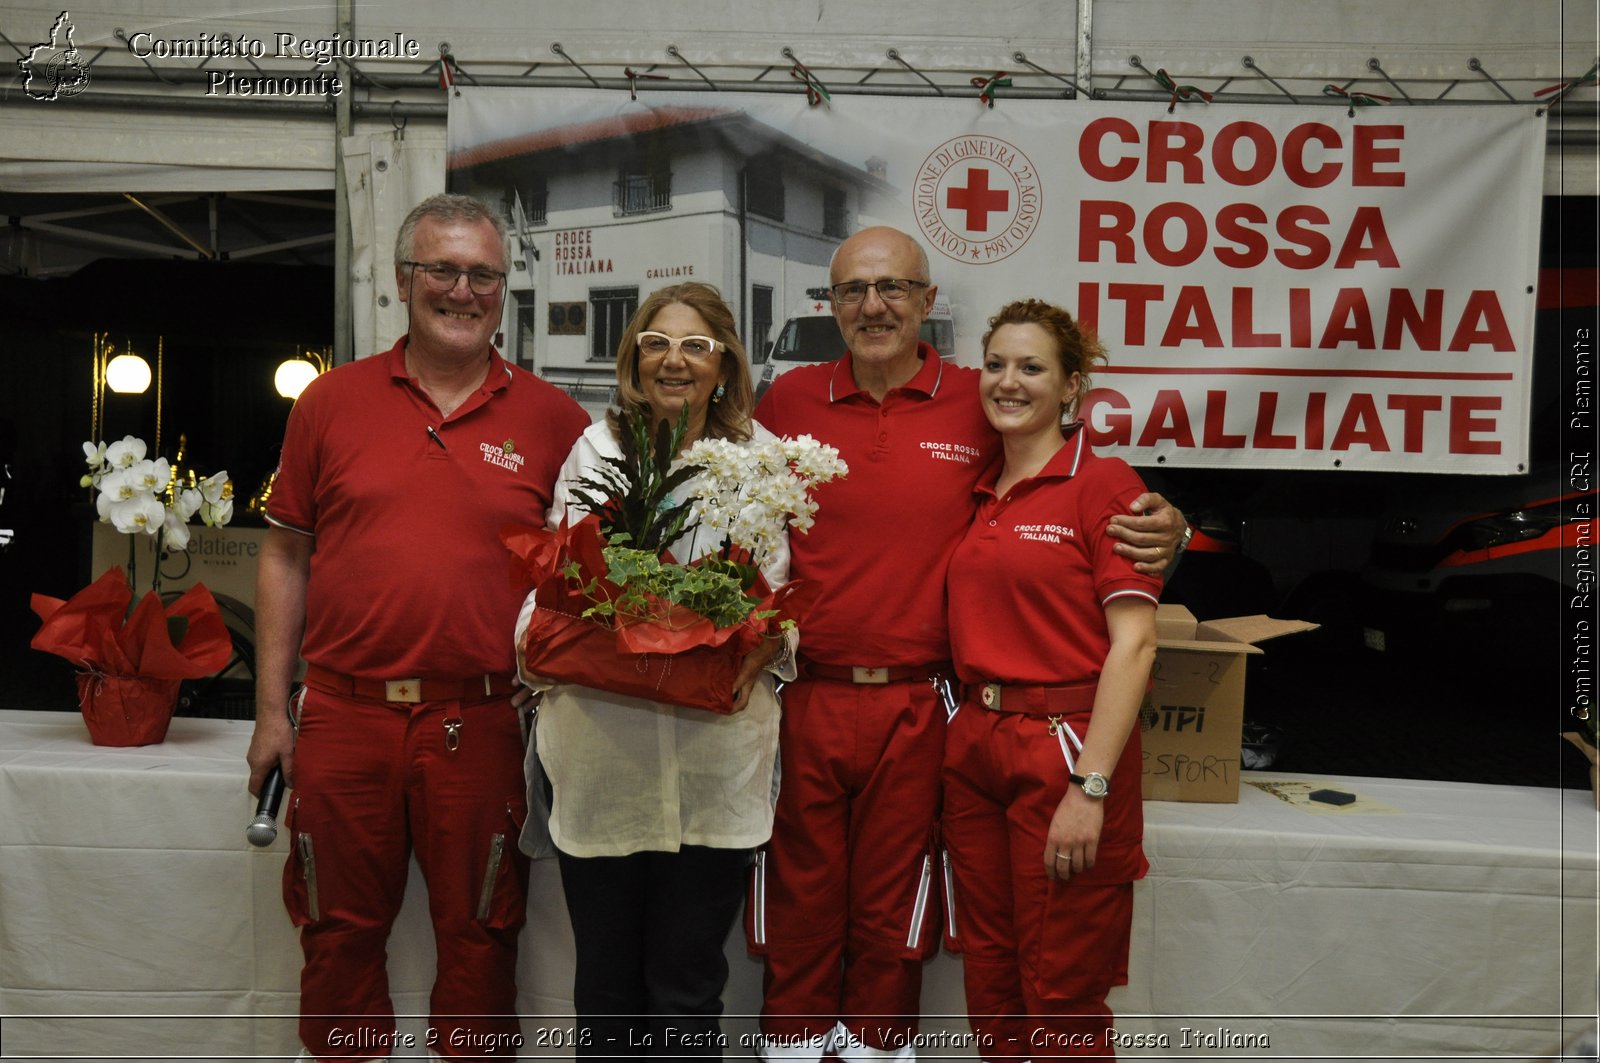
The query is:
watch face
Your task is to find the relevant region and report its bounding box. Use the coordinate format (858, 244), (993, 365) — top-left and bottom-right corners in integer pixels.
(1082, 772), (1109, 798)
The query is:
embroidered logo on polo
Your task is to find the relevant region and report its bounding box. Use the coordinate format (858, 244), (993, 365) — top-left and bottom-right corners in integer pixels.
(919, 440), (980, 464)
(479, 440), (525, 471)
(1013, 522), (1076, 544)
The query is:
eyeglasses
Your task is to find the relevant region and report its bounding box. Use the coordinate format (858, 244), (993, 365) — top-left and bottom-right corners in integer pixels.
(404, 261), (507, 296)
(828, 279), (929, 305)
(637, 331), (722, 360)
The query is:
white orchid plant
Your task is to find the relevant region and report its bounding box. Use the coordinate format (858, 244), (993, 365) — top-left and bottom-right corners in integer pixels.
(679, 433), (846, 570)
(82, 435), (233, 554)
(563, 408), (847, 631)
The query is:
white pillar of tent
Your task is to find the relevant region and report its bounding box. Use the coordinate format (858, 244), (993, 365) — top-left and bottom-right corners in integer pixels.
(339, 130), (446, 363)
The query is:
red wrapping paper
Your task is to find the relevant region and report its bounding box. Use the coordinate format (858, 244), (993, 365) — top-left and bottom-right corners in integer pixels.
(503, 516), (819, 714)
(30, 567), (234, 746)
(74, 674), (185, 746)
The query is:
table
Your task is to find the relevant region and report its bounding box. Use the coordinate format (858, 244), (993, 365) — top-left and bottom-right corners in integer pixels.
(1, 709), (1594, 1061)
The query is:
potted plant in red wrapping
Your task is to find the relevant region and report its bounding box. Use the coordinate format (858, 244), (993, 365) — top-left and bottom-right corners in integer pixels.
(28, 435), (235, 745)
(502, 408), (845, 713)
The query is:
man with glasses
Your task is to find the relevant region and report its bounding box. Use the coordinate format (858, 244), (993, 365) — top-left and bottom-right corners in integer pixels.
(247, 193), (590, 1062)
(751, 225), (1187, 1061)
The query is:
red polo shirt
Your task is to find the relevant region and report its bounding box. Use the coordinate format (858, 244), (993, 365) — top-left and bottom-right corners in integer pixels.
(947, 425), (1161, 687)
(754, 344), (999, 666)
(267, 337), (590, 678)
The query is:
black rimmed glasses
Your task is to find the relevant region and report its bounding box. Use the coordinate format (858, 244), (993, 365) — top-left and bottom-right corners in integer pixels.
(404, 261), (507, 296)
(828, 278), (929, 304)
(637, 331), (723, 360)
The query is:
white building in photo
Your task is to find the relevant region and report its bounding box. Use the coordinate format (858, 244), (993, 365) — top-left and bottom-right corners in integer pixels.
(450, 106), (894, 400)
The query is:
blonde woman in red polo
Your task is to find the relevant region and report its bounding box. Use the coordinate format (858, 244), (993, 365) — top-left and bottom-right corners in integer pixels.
(942, 299), (1160, 1059)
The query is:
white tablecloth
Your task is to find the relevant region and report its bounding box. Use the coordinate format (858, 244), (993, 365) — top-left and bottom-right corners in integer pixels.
(1, 709), (1594, 1061)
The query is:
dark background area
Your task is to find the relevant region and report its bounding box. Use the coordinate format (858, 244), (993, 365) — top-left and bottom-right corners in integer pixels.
(0, 258), (333, 711)
(0, 197), (1593, 796)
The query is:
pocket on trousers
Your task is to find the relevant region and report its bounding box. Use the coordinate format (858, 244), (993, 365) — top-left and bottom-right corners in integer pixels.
(940, 846), (962, 954)
(476, 799), (530, 930)
(902, 823), (943, 960)
(744, 847), (770, 956)
(282, 793), (322, 928)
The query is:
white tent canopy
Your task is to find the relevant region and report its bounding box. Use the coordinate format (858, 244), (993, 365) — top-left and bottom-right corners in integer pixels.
(2, 0), (1594, 355)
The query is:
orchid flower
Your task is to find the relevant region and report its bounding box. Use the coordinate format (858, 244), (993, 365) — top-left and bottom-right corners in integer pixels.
(105, 435), (146, 469)
(198, 471), (233, 527)
(174, 486), (203, 521)
(127, 458), (171, 494)
(79, 436), (233, 553)
(105, 493), (165, 535)
(680, 434), (847, 568)
(160, 507), (192, 551)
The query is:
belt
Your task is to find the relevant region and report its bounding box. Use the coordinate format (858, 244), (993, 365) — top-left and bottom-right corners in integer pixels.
(798, 658), (952, 685)
(963, 680), (1097, 715)
(304, 664), (517, 705)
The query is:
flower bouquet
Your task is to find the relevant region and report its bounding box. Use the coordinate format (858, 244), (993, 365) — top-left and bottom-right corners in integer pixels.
(82, 435), (233, 593)
(503, 408), (846, 713)
(29, 434), (236, 745)
(30, 568), (233, 745)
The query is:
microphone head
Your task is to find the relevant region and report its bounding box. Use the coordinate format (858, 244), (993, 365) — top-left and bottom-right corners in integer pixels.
(246, 815), (279, 847)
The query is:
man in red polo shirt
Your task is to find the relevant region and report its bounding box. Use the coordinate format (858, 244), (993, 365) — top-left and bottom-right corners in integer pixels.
(750, 226), (1186, 1061)
(245, 194), (590, 1063)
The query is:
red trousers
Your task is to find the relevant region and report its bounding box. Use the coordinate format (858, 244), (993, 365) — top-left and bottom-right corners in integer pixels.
(751, 678), (945, 1056)
(941, 701), (1145, 1061)
(284, 687), (530, 1061)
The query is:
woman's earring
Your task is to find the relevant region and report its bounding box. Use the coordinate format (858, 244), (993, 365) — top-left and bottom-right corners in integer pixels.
(713, 383), (727, 403)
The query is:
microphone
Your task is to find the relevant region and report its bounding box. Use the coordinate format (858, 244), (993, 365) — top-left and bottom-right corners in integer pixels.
(246, 766), (286, 847)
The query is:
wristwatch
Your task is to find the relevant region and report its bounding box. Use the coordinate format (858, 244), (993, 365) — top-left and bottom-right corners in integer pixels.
(1069, 771), (1110, 799)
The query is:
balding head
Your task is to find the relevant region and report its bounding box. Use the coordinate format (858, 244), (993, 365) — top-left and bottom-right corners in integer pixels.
(830, 226), (930, 286)
(827, 226), (938, 397)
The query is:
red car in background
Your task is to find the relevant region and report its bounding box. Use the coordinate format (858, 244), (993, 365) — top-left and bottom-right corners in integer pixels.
(1358, 462), (1590, 664)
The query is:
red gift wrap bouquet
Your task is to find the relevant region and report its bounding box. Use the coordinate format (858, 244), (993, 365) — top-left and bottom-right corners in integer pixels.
(30, 568), (233, 746)
(503, 515), (816, 714)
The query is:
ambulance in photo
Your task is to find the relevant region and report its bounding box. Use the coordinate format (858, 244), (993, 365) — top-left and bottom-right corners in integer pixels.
(755, 287), (957, 398)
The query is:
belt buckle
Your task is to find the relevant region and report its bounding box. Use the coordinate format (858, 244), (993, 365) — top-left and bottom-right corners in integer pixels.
(852, 666), (890, 684)
(980, 682), (1001, 710)
(385, 678), (423, 704)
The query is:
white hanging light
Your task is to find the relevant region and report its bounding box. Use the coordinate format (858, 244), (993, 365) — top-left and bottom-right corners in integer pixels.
(274, 354), (321, 399)
(105, 353), (152, 394)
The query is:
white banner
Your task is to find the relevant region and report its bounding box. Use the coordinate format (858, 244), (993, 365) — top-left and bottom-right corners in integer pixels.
(448, 87), (1545, 473)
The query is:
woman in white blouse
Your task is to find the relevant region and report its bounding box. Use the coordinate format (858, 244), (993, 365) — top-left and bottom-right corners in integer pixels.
(515, 282), (791, 1059)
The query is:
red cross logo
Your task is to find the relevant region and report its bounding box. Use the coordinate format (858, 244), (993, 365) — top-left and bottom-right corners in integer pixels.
(396, 684), (411, 698)
(946, 167), (1010, 232)
(915, 135), (1040, 264)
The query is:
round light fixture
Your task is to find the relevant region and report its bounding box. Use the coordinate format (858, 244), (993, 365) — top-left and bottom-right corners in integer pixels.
(274, 357), (321, 399)
(105, 353), (152, 394)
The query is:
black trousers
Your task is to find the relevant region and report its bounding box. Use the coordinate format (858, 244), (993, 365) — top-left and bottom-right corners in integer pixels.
(557, 845), (751, 1060)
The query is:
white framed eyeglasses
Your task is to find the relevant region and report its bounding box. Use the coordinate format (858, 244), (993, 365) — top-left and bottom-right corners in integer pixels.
(637, 331), (722, 360)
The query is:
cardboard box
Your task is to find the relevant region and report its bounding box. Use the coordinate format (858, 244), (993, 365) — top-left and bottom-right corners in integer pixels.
(1139, 605), (1317, 803)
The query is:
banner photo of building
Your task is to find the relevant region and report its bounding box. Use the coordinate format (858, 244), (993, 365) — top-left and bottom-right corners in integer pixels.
(447, 87), (1546, 474)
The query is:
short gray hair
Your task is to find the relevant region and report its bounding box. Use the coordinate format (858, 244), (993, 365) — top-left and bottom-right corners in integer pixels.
(393, 193), (509, 271)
